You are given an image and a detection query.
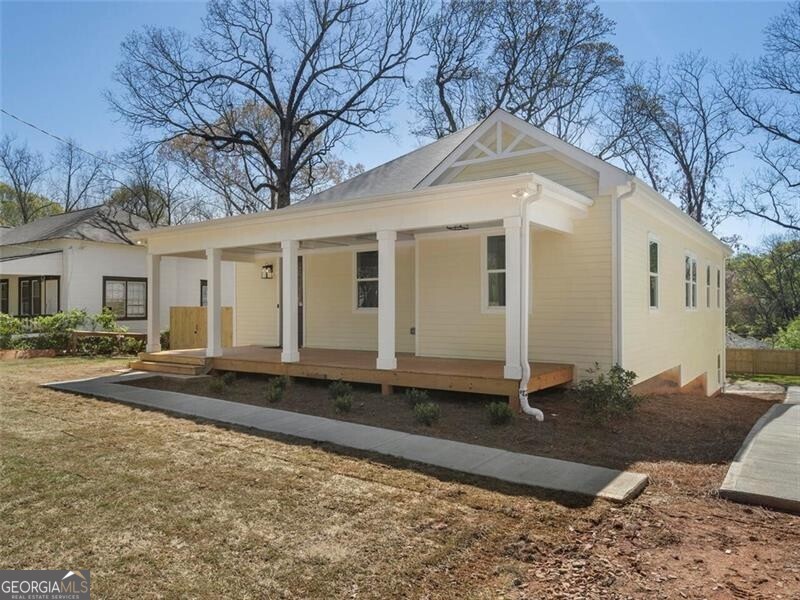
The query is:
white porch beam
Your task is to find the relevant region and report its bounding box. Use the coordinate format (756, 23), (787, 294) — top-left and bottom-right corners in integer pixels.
(376, 230), (397, 370)
(281, 240), (300, 363)
(146, 254), (161, 353)
(206, 247), (222, 357)
(503, 217), (522, 380)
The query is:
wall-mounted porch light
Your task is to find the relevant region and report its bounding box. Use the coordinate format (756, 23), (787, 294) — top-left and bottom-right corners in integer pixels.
(261, 264), (274, 279)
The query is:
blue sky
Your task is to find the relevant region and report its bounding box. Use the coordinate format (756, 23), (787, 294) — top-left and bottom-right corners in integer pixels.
(0, 1), (791, 246)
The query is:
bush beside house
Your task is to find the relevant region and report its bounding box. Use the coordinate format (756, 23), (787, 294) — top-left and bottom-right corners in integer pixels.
(0, 308), (145, 357)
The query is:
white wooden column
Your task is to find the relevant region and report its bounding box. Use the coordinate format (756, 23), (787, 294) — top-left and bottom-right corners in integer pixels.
(281, 240), (300, 363)
(146, 253), (161, 353)
(206, 247), (222, 357)
(376, 230), (397, 370)
(503, 217), (522, 379)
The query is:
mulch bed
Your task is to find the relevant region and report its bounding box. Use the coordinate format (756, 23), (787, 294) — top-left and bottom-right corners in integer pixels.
(126, 372), (776, 472)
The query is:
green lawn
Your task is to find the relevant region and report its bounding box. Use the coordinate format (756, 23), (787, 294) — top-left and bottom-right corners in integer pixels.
(729, 372), (800, 387)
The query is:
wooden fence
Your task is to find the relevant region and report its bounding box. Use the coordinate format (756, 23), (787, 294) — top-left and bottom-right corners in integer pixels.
(170, 306), (233, 350)
(727, 348), (800, 376)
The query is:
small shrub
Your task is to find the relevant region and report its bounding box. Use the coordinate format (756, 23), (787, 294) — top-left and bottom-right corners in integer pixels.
(333, 393), (353, 413)
(160, 330), (171, 350)
(265, 378), (283, 403)
(413, 401), (440, 426)
(221, 371), (237, 386)
(275, 375), (291, 390)
(573, 363), (640, 422)
(405, 388), (429, 407)
(209, 377), (225, 393)
(487, 401), (514, 425)
(120, 337), (145, 356)
(328, 379), (352, 399)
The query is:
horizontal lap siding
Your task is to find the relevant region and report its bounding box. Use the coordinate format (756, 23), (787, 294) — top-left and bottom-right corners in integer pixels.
(530, 197), (613, 377)
(621, 199), (726, 394)
(304, 247), (414, 353)
(234, 262), (279, 346)
(417, 235), (504, 359)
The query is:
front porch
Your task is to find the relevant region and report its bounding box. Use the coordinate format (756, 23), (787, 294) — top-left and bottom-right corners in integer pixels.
(132, 345), (574, 401)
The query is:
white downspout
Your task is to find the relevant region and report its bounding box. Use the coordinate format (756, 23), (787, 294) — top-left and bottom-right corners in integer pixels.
(613, 180), (636, 366)
(517, 184), (544, 421)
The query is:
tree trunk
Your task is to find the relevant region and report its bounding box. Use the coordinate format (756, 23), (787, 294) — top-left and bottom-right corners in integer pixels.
(275, 178), (291, 209)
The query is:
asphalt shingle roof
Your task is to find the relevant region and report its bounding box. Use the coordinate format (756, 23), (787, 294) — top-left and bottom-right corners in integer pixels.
(298, 124), (480, 206)
(0, 206), (146, 247)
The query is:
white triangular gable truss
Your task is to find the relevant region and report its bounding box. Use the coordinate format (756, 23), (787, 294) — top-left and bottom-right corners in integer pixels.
(416, 109), (628, 196)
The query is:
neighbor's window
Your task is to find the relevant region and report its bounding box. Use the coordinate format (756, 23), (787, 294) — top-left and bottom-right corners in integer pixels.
(0, 279), (8, 314)
(103, 277), (147, 320)
(486, 235), (506, 308)
(716, 268), (721, 309)
(19, 277), (42, 316)
(648, 238), (659, 309)
(355, 250), (378, 309)
(200, 279), (208, 307)
(684, 255), (697, 309)
(706, 265), (711, 308)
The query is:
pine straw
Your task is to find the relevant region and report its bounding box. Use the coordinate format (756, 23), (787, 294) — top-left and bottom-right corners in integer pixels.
(2, 358), (799, 599)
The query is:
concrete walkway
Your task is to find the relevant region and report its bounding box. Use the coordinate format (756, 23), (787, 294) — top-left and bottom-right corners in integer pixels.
(44, 373), (648, 504)
(720, 387), (800, 513)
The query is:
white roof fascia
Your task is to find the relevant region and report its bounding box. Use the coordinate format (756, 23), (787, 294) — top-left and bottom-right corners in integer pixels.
(136, 173), (591, 256)
(628, 177), (733, 257)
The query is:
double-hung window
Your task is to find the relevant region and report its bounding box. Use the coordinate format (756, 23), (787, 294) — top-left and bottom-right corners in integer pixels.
(648, 238), (659, 309)
(0, 279), (8, 314)
(19, 277), (42, 316)
(200, 279), (208, 307)
(484, 235), (506, 310)
(684, 254), (697, 309)
(103, 277), (147, 320)
(716, 268), (721, 309)
(706, 265), (711, 308)
(355, 250), (378, 310)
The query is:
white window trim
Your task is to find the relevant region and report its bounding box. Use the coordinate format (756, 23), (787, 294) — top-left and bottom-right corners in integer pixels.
(716, 267), (721, 309)
(684, 252), (698, 311)
(481, 233), (506, 314)
(353, 248), (379, 314)
(648, 233), (660, 311)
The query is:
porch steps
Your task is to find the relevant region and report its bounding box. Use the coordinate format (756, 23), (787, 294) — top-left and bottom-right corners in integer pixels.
(129, 352), (209, 376)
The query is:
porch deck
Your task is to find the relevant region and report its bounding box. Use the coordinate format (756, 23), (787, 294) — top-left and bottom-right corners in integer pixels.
(134, 346), (573, 399)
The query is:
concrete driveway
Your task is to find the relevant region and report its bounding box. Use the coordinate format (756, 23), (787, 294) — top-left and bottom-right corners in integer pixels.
(720, 387), (800, 513)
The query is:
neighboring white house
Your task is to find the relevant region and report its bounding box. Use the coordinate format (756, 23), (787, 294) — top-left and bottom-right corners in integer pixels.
(0, 206), (234, 333)
(131, 109), (731, 403)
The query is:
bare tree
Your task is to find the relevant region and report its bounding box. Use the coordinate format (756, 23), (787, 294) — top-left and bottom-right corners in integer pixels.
(598, 54), (740, 227)
(0, 135), (53, 224)
(49, 141), (108, 212)
(721, 2), (800, 233)
(163, 102), (364, 215)
(411, 0), (622, 143)
(108, 145), (206, 227)
(108, 0), (428, 209)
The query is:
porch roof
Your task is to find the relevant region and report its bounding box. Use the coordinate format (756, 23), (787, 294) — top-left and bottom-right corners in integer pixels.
(131, 173), (593, 257)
